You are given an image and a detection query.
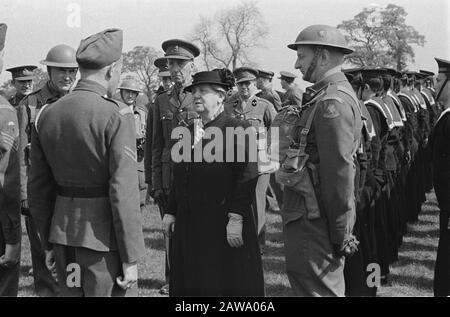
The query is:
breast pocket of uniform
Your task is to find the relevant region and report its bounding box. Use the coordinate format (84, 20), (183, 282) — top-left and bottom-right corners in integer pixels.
(160, 110), (174, 140)
(247, 115), (263, 128)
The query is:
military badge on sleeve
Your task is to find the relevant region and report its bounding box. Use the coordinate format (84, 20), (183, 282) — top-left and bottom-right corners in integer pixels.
(322, 102), (340, 119)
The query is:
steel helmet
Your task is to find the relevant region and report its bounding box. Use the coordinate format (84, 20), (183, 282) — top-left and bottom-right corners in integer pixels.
(40, 44), (78, 68)
(118, 78), (142, 93)
(287, 25), (354, 54)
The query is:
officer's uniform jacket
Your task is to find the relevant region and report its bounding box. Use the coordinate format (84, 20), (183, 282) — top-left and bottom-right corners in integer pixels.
(398, 88), (420, 156)
(152, 85), (196, 192)
(132, 103), (147, 162)
(0, 97), (21, 245)
(282, 72), (362, 246)
(430, 107), (450, 211)
(17, 82), (61, 202)
(144, 101), (155, 188)
(8, 93), (24, 108)
(28, 79), (145, 264)
(282, 84), (303, 107)
(258, 87), (282, 111)
(224, 92), (277, 174)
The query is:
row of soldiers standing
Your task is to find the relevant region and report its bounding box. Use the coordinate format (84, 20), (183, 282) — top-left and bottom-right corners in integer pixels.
(339, 67), (440, 296)
(0, 20), (445, 296)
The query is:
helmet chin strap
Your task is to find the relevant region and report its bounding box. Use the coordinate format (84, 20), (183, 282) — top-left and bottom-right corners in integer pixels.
(303, 46), (323, 83)
(436, 75), (449, 101)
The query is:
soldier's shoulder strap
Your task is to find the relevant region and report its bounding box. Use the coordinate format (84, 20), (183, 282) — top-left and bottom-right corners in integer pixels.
(34, 102), (53, 135)
(0, 95), (15, 112)
(102, 96), (133, 116)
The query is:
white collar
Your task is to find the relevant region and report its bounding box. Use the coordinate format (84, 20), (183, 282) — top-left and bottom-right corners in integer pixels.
(436, 106), (450, 125)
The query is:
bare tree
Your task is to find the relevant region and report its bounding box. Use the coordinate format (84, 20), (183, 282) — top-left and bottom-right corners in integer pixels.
(122, 46), (161, 101)
(189, 1), (268, 71)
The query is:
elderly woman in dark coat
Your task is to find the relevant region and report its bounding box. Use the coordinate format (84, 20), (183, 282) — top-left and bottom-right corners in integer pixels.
(163, 69), (264, 296)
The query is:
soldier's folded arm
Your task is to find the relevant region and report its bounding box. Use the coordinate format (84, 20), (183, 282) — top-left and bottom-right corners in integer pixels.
(106, 111), (145, 264)
(315, 98), (356, 247)
(28, 124), (56, 251)
(0, 111), (21, 245)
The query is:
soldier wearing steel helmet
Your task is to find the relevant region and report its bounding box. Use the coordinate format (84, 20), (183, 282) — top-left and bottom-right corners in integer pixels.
(118, 77), (148, 209)
(16, 44), (78, 296)
(279, 25), (362, 296)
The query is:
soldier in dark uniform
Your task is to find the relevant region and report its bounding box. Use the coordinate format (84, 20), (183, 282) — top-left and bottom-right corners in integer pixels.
(257, 69), (282, 111)
(118, 77), (148, 210)
(342, 68), (381, 296)
(17, 44), (78, 296)
(416, 72), (438, 192)
(279, 71), (303, 107)
(0, 22), (21, 297)
(152, 39), (200, 295)
(29, 28), (145, 297)
(431, 58), (450, 297)
(224, 67), (277, 249)
(398, 73), (422, 223)
(6, 65), (36, 108)
(281, 25), (362, 296)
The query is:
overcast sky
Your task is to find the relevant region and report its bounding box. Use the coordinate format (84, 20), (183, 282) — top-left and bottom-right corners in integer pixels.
(1, 0), (449, 90)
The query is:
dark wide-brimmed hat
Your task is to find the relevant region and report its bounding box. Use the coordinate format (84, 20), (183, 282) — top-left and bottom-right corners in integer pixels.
(184, 68), (235, 93)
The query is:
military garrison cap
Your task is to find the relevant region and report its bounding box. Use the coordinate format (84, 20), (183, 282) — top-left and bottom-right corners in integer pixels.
(0, 23), (6, 51)
(154, 57), (170, 77)
(278, 71), (297, 80)
(76, 28), (123, 69)
(435, 58), (450, 74)
(258, 69), (275, 79)
(6, 65), (37, 80)
(162, 39), (200, 60)
(234, 67), (258, 84)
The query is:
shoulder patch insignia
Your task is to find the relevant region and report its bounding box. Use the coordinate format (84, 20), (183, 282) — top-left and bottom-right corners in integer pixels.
(322, 102), (340, 119)
(252, 99), (257, 107)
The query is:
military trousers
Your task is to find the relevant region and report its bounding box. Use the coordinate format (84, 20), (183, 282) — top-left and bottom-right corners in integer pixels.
(53, 244), (137, 297)
(252, 173), (270, 247)
(434, 211), (450, 297)
(283, 215), (345, 297)
(0, 226), (20, 296)
(25, 215), (59, 296)
(267, 173), (283, 211)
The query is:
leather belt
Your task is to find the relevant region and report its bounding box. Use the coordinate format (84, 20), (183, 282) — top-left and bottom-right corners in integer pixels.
(57, 186), (109, 198)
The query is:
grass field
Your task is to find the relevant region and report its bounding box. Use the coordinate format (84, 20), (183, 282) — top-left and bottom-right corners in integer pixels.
(17, 192), (440, 297)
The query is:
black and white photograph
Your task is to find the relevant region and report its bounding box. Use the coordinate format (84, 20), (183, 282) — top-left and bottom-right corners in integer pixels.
(0, 0), (449, 300)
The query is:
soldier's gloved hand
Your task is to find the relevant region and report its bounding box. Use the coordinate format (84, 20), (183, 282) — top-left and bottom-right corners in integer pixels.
(226, 213), (243, 248)
(116, 262), (138, 291)
(162, 214), (176, 237)
(0, 242), (21, 268)
(44, 249), (58, 281)
(21, 199), (31, 216)
(332, 236), (360, 258)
